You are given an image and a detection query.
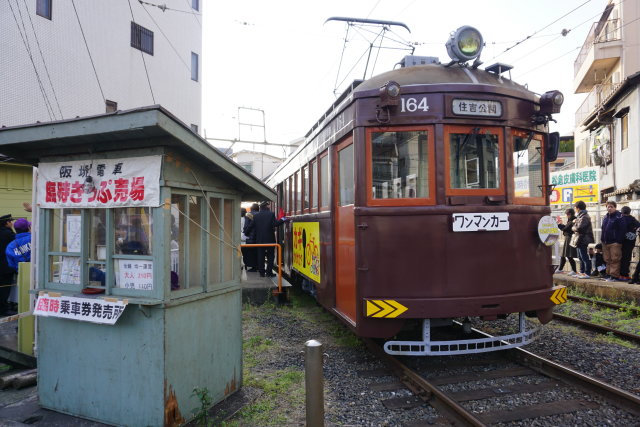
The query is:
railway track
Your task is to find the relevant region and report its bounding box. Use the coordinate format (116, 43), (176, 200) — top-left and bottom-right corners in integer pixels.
(362, 338), (640, 426)
(553, 295), (640, 343)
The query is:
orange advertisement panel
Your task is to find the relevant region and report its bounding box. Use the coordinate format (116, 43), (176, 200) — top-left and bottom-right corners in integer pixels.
(292, 222), (321, 283)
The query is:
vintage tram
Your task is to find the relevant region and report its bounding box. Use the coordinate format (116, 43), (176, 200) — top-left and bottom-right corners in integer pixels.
(267, 26), (567, 356)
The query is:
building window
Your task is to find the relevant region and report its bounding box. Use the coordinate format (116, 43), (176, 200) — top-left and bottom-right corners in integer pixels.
(192, 0), (199, 11)
(105, 100), (118, 113)
(36, 0), (52, 19)
(131, 22), (154, 55)
(239, 163), (252, 173)
(621, 114), (628, 150)
(191, 52), (199, 81)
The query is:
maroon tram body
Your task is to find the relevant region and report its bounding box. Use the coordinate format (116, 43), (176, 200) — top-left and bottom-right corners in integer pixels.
(267, 50), (567, 355)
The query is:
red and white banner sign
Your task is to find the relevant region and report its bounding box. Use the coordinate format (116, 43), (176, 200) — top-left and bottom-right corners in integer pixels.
(37, 156), (162, 208)
(33, 294), (128, 325)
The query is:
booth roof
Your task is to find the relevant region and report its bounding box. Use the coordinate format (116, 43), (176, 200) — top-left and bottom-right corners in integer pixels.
(0, 105), (275, 202)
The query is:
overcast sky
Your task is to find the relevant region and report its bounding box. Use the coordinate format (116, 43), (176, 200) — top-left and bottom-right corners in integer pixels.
(202, 0), (608, 155)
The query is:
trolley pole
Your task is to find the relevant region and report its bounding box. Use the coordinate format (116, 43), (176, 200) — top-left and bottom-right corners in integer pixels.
(305, 339), (324, 427)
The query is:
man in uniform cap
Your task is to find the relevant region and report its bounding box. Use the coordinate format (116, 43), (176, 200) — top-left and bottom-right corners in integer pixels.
(0, 215), (15, 315)
(244, 201), (287, 277)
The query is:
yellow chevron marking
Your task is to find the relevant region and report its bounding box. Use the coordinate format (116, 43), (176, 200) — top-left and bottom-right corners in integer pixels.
(384, 300), (408, 318)
(366, 299), (409, 318)
(551, 287), (568, 304)
(366, 300), (382, 317)
(372, 300), (394, 318)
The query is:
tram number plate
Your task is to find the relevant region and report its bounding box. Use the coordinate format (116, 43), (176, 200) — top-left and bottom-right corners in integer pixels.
(452, 212), (509, 232)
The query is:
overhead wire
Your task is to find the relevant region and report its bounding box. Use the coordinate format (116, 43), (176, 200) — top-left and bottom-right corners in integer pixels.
(490, 0), (594, 61)
(7, 0), (54, 121)
(127, 0), (156, 104)
(518, 13), (640, 78)
(139, 2), (191, 72)
(71, 0), (106, 104)
(22, 0), (63, 119)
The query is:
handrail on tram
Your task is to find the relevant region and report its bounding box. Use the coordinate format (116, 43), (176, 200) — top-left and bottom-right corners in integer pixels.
(239, 243), (283, 295)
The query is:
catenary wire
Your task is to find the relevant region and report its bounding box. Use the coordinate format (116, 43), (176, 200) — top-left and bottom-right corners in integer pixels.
(139, 2), (191, 72)
(490, 0), (594, 61)
(127, 0), (156, 104)
(22, 0), (63, 119)
(71, 0), (106, 104)
(7, 0), (54, 121)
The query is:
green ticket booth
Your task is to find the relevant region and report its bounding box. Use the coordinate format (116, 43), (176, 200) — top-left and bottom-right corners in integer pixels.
(0, 106), (275, 426)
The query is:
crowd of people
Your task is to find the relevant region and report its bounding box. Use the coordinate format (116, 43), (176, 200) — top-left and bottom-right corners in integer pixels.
(557, 200), (640, 284)
(0, 214), (32, 316)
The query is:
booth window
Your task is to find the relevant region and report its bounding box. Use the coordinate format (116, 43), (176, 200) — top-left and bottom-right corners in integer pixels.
(171, 195), (206, 290)
(208, 197), (236, 285)
(367, 127), (434, 206)
(512, 130), (544, 204)
(445, 125), (503, 196)
(49, 209), (82, 285)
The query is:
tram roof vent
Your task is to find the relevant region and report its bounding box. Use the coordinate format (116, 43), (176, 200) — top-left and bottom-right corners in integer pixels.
(398, 55), (439, 68)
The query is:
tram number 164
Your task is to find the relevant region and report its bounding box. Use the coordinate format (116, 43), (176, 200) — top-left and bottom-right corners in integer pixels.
(400, 97), (429, 113)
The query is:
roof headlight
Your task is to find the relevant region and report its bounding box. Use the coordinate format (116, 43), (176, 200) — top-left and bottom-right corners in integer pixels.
(446, 26), (484, 63)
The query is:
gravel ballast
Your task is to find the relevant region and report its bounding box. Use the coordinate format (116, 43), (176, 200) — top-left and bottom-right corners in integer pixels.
(227, 288), (640, 426)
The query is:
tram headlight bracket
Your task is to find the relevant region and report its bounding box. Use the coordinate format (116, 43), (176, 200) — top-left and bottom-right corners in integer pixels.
(446, 26), (484, 64)
(378, 80), (401, 108)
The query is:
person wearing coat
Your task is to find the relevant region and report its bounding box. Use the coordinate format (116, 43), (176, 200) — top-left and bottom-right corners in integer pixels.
(242, 203), (259, 272)
(600, 201), (626, 280)
(243, 201), (286, 277)
(0, 215), (16, 315)
(556, 208), (577, 275)
(619, 205), (639, 279)
(571, 200), (594, 278)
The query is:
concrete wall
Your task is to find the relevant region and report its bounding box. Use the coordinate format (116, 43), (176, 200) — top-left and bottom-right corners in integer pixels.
(0, 0), (201, 131)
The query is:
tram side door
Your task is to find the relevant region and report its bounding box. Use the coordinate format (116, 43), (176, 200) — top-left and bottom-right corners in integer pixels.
(334, 138), (357, 322)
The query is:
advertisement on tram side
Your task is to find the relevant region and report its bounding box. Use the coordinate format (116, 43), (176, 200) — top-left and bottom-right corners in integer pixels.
(292, 222), (320, 283)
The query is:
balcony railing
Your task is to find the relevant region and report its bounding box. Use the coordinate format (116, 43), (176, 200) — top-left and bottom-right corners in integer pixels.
(575, 80), (622, 125)
(574, 19), (621, 75)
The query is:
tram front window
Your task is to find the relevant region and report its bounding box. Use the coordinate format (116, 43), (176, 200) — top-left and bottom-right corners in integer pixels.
(449, 131), (500, 189)
(513, 131), (543, 200)
(371, 130), (428, 199)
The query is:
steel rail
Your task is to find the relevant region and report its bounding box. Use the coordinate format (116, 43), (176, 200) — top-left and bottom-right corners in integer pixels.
(552, 312), (640, 343)
(363, 338), (485, 427)
(506, 346), (640, 417)
(567, 295), (640, 316)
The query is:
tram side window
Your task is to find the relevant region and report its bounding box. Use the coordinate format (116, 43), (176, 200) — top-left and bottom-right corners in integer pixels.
(371, 130), (429, 199)
(283, 179), (289, 215)
(449, 132), (500, 189)
(311, 160), (318, 209)
(295, 171), (302, 213)
(320, 153), (329, 209)
(303, 166), (310, 210)
(513, 132), (543, 199)
(339, 145), (355, 205)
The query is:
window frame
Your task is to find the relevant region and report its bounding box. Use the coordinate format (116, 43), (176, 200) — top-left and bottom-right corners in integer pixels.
(302, 165), (310, 214)
(191, 52), (199, 82)
(131, 22), (154, 55)
(36, 0), (52, 20)
(319, 151), (329, 211)
(444, 125), (505, 196)
(310, 159), (318, 212)
(621, 113), (629, 151)
(366, 125), (436, 207)
(511, 129), (546, 206)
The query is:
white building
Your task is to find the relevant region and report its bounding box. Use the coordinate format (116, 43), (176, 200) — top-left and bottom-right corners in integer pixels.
(230, 150), (284, 181)
(1, 0), (202, 131)
(573, 0), (640, 202)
